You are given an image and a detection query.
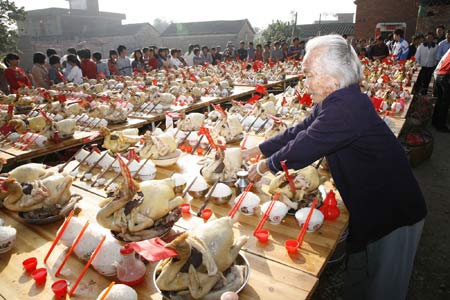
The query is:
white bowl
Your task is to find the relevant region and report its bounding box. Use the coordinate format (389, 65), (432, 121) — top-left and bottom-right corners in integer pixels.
(233, 192), (260, 216)
(0, 226), (17, 254)
(75, 148), (90, 162)
(152, 149), (182, 167)
(295, 208), (324, 232)
(261, 201), (289, 225)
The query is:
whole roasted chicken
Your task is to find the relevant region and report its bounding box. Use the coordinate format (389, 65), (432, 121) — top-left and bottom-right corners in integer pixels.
(200, 148), (242, 184)
(96, 173), (185, 241)
(138, 131), (177, 159)
(156, 217), (248, 300)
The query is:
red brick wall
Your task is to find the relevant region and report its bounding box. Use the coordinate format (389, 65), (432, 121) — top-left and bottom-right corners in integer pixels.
(355, 0), (418, 40)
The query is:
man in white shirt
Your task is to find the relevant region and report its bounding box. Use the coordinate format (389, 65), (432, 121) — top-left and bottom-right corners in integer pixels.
(415, 32), (438, 95)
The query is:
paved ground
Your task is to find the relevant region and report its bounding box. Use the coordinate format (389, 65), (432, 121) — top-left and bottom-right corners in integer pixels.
(313, 124), (450, 299)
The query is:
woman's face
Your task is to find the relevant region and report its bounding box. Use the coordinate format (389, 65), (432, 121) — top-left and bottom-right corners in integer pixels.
(9, 59), (19, 67)
(303, 52), (338, 103)
(135, 51), (142, 59)
(111, 54), (118, 60)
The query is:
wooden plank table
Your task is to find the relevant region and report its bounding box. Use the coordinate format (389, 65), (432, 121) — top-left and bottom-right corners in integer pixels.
(0, 186), (318, 300)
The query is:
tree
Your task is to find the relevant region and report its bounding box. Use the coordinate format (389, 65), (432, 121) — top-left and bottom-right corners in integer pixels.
(153, 18), (171, 34)
(0, 0), (26, 55)
(261, 20), (292, 44)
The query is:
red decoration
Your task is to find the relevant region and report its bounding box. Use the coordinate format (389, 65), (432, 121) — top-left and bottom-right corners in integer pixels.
(319, 190), (340, 220)
(247, 94), (261, 105)
(255, 84), (267, 95)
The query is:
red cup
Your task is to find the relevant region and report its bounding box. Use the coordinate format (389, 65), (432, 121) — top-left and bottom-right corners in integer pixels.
(31, 267), (47, 284)
(255, 229), (269, 243)
(22, 257), (37, 272)
(52, 280), (68, 298)
(285, 240), (299, 254)
(180, 203), (191, 215)
(201, 208), (212, 222)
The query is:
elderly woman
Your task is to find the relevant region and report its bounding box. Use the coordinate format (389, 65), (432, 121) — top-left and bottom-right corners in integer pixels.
(244, 35), (426, 300)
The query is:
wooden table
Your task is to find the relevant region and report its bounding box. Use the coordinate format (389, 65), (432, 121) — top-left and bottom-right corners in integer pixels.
(0, 186), (318, 300)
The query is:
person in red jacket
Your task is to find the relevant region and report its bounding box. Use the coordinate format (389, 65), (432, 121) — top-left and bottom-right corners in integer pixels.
(3, 53), (32, 93)
(78, 49), (97, 79)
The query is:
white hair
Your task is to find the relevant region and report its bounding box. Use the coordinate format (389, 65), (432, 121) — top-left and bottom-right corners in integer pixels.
(305, 35), (363, 89)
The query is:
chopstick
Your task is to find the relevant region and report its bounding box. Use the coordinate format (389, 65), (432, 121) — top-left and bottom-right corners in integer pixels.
(99, 281), (116, 300)
(296, 199), (319, 248)
(228, 182), (253, 218)
(196, 179), (219, 216)
(240, 133), (249, 150)
(253, 192), (280, 235)
(55, 220), (90, 276)
(280, 160), (296, 195)
(181, 176), (198, 198)
(44, 210), (75, 263)
(69, 235), (106, 297)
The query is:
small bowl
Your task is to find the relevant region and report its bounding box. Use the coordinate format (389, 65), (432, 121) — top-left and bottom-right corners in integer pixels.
(52, 280), (68, 298)
(174, 182), (187, 194)
(210, 193), (233, 205)
(255, 229), (269, 243)
(188, 188), (209, 199)
(31, 267), (47, 284)
(0, 226), (16, 254)
(285, 240), (299, 254)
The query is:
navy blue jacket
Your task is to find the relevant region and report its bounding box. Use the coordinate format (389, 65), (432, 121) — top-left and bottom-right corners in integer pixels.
(259, 84), (427, 249)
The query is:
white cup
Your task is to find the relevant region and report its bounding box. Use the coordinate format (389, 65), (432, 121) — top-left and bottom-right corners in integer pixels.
(233, 192), (261, 216)
(295, 208), (324, 232)
(261, 201), (289, 225)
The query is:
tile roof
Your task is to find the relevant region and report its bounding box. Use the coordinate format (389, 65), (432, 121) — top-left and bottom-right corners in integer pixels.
(296, 23), (355, 38)
(161, 19), (254, 37)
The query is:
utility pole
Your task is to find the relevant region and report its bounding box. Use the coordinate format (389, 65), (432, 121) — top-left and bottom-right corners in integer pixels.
(291, 11), (298, 39)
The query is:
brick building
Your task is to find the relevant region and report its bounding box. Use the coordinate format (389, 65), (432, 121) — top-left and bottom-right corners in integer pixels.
(160, 19), (255, 52)
(354, 0), (419, 40)
(416, 1), (450, 34)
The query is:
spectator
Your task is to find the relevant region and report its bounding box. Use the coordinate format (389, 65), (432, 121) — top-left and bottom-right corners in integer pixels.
(147, 48), (158, 71)
(200, 46), (213, 64)
(247, 42), (255, 61)
(66, 54), (83, 84)
(78, 49), (97, 79)
(254, 44), (263, 61)
(193, 48), (202, 66)
(151, 46), (160, 60)
(210, 47), (222, 65)
(281, 41), (289, 61)
(288, 38), (305, 60)
(385, 33), (395, 54)
(183, 44), (195, 66)
(62, 47), (77, 77)
(48, 55), (65, 85)
(436, 29), (450, 61)
(108, 50), (119, 76)
(368, 36), (389, 60)
(169, 48), (183, 69)
(270, 41), (284, 62)
(408, 35), (423, 59)
(415, 32), (438, 95)
(31, 52), (51, 89)
(432, 48), (450, 132)
(157, 48), (170, 69)
(142, 47), (151, 71)
(263, 44), (271, 63)
(392, 29), (409, 60)
(131, 49), (145, 73)
(117, 45), (132, 76)
(436, 25), (445, 43)
(216, 45), (222, 57)
(236, 41), (248, 61)
(223, 41), (235, 61)
(45, 48), (57, 71)
(92, 52), (110, 78)
(177, 49), (188, 67)
(3, 53), (32, 93)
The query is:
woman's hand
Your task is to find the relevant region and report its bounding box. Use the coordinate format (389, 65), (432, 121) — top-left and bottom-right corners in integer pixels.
(242, 146), (262, 162)
(248, 159), (270, 182)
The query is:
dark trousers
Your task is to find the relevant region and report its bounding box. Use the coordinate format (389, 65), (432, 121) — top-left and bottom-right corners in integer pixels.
(344, 220), (424, 300)
(432, 74), (450, 128)
(416, 66), (436, 95)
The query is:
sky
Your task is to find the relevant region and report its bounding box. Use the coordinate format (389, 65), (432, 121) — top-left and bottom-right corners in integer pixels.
(13, 0), (356, 29)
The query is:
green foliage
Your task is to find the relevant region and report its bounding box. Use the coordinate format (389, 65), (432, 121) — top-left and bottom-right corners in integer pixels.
(261, 20), (293, 44)
(0, 0), (26, 55)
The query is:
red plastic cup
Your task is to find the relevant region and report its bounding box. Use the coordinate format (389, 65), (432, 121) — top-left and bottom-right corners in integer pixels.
(255, 229), (269, 243)
(180, 203), (191, 215)
(201, 208), (212, 222)
(285, 240), (300, 254)
(31, 267), (47, 284)
(52, 280), (68, 298)
(22, 257), (37, 272)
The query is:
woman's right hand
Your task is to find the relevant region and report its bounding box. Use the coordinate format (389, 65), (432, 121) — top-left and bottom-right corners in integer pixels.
(242, 146), (262, 162)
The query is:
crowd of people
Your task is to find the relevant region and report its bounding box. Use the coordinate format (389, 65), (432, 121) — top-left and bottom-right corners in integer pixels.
(1, 26), (449, 132)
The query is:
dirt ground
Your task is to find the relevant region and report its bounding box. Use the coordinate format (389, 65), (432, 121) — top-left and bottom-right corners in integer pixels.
(312, 125), (450, 300)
